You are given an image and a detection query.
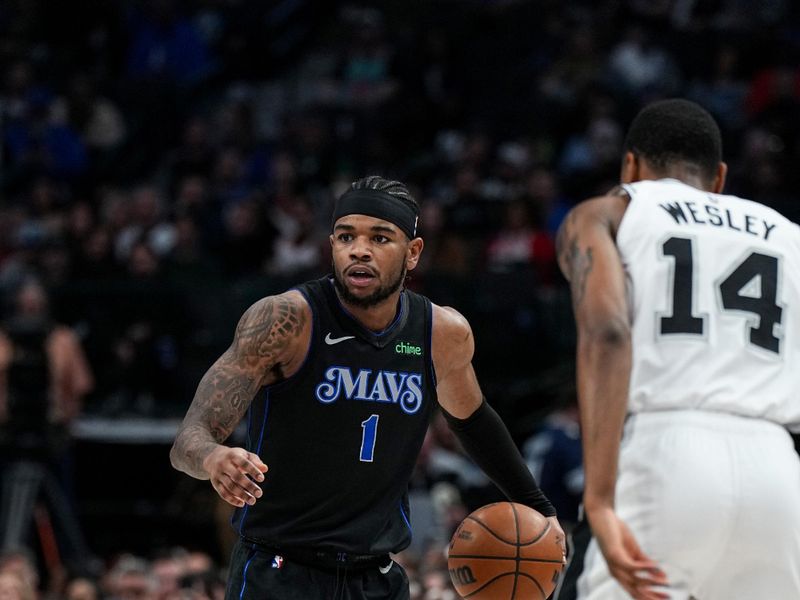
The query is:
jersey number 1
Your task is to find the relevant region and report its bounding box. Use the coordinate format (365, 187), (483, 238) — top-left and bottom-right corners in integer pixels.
(359, 414), (379, 462)
(660, 236), (783, 353)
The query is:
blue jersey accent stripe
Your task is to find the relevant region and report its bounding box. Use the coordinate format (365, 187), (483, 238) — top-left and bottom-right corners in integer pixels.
(372, 292), (405, 336)
(238, 545), (257, 600)
(399, 500), (412, 536)
(238, 390), (271, 534)
(246, 403), (253, 448)
(255, 389), (271, 454)
(231, 405), (255, 528)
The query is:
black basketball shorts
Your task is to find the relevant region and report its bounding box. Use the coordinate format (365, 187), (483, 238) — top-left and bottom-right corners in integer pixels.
(225, 539), (411, 600)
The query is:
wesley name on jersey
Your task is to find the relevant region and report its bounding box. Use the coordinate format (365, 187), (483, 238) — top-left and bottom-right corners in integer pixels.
(658, 196), (777, 241)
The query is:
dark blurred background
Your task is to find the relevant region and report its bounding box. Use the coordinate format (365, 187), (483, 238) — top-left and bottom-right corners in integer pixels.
(1, 1), (799, 598)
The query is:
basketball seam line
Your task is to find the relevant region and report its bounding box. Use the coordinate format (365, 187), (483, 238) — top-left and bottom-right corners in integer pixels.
(458, 571), (552, 599)
(526, 520), (551, 546)
(462, 572), (515, 599)
(464, 516), (516, 544)
(463, 515), (552, 547)
(517, 572), (547, 599)
(447, 554), (564, 564)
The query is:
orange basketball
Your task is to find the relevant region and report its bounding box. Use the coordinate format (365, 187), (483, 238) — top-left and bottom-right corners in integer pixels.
(447, 502), (564, 599)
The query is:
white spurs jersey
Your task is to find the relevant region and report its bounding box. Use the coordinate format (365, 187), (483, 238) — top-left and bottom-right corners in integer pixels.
(617, 178), (800, 430)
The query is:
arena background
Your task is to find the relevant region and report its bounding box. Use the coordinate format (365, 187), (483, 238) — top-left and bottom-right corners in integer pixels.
(1, 1), (799, 598)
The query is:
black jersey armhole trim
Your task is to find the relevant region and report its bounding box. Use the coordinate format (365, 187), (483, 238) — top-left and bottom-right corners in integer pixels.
(263, 287), (316, 393)
(426, 299), (437, 388)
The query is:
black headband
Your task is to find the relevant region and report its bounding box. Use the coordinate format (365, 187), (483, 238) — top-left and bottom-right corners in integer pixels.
(332, 189), (419, 240)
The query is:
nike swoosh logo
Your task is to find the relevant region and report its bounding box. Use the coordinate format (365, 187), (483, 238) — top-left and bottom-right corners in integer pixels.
(379, 560), (394, 574)
(324, 333), (356, 345)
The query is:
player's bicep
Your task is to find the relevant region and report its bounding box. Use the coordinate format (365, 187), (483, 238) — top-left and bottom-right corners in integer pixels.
(181, 294), (306, 441)
(575, 229), (629, 335)
(432, 306), (483, 418)
(559, 203), (629, 335)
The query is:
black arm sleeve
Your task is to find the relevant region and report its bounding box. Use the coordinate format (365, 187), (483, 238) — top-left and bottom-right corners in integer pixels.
(441, 399), (556, 517)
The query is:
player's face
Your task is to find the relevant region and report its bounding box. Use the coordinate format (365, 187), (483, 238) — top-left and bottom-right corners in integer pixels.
(330, 214), (423, 309)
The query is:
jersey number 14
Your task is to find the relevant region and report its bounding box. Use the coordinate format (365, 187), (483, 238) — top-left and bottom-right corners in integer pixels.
(660, 236), (783, 354)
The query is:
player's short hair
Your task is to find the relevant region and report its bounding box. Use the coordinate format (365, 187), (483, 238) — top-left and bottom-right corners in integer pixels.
(350, 176), (418, 211)
(624, 99), (722, 182)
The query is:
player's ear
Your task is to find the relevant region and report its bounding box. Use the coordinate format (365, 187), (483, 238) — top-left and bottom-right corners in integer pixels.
(405, 237), (424, 271)
(620, 151), (639, 184)
(711, 162), (727, 194)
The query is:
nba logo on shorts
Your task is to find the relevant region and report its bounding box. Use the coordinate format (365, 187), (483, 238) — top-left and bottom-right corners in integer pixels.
(271, 555), (284, 569)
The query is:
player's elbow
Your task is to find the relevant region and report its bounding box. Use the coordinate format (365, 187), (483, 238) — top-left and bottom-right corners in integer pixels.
(169, 443), (180, 470)
(169, 438), (185, 472)
(580, 315), (631, 348)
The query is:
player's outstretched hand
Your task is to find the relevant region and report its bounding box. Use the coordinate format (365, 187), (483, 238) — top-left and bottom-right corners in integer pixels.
(587, 506), (669, 600)
(203, 446), (268, 508)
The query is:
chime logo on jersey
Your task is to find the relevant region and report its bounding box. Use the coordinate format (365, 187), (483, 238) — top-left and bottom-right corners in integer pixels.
(314, 366), (423, 414)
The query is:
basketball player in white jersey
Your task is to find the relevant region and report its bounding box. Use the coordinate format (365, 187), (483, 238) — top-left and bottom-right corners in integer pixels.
(554, 99), (800, 600)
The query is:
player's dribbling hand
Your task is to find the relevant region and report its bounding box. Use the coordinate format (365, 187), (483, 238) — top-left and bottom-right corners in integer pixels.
(547, 517), (567, 564)
(587, 506), (669, 600)
(202, 446), (268, 508)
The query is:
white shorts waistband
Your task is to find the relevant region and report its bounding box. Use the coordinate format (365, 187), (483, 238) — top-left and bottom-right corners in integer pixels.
(625, 410), (788, 437)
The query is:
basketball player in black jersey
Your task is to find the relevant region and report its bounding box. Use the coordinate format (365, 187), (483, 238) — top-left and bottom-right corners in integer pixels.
(170, 176), (566, 599)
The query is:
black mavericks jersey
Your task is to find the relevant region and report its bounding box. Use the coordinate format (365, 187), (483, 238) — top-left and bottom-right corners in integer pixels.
(232, 277), (437, 555)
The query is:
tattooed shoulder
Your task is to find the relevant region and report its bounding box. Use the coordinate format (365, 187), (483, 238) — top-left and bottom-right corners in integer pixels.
(556, 206), (595, 307)
(556, 209), (577, 271)
(232, 292), (309, 368)
(174, 293), (308, 456)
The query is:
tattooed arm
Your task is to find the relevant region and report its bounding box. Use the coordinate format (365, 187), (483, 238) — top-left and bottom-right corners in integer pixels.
(557, 194), (668, 598)
(170, 291), (310, 507)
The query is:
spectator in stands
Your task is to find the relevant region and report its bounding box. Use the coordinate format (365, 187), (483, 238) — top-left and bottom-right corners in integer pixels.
(266, 195), (326, 276)
(0, 571), (36, 600)
(0, 550), (39, 597)
(0, 278), (94, 577)
(486, 199), (556, 283)
(125, 0), (213, 85)
(0, 277), (93, 444)
(51, 73), (127, 152)
(218, 198), (275, 278)
(605, 24), (682, 99)
(65, 577), (100, 600)
(103, 554), (155, 600)
(524, 166), (573, 236)
(115, 185), (177, 263)
(523, 398), (583, 530)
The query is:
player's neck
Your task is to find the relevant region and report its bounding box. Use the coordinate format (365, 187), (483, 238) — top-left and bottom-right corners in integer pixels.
(648, 163), (713, 192)
(339, 291), (403, 332)
(625, 154), (717, 192)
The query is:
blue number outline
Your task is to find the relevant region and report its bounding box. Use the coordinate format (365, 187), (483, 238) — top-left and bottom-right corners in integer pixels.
(360, 414), (379, 462)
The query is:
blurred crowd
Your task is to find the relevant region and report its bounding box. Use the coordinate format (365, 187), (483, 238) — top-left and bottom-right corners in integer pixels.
(0, 546), (225, 600)
(2, 0), (800, 598)
(3, 0), (800, 414)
